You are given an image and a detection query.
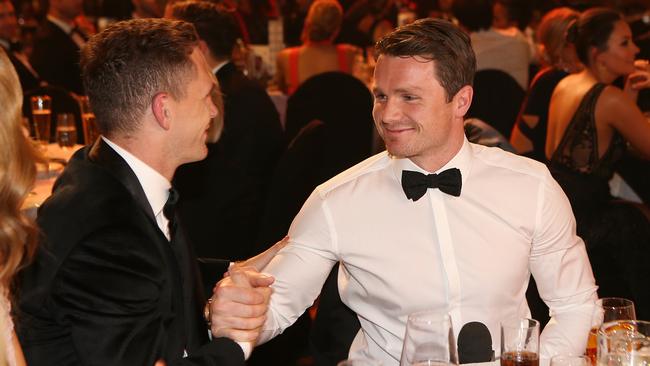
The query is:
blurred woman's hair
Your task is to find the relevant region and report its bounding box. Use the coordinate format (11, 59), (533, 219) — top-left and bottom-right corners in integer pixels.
(537, 7), (580, 67)
(0, 49), (40, 295)
(566, 7), (623, 67)
(301, 0), (343, 43)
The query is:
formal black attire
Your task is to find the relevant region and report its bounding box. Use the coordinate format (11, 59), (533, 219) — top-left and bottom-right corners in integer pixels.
(0, 42), (41, 91)
(548, 83), (650, 320)
(16, 139), (244, 366)
(514, 67), (568, 162)
(29, 18), (84, 95)
(174, 61), (284, 261)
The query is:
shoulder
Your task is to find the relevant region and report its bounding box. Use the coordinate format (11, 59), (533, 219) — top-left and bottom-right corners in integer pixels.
(314, 151), (391, 197)
(470, 143), (550, 181)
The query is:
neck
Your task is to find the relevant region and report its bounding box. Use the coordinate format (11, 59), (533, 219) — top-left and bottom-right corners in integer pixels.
(410, 126), (465, 172)
(588, 62), (618, 85)
(108, 134), (176, 181)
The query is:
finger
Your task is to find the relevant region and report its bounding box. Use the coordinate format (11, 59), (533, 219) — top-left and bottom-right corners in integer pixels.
(249, 273), (275, 288)
(211, 295), (268, 317)
(214, 282), (266, 305)
(211, 314), (268, 332)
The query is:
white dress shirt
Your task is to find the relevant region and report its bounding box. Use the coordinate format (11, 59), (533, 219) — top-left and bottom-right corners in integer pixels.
(471, 27), (532, 89)
(102, 137), (172, 240)
(261, 138), (597, 365)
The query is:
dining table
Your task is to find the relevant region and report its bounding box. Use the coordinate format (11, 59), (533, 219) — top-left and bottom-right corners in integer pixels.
(22, 143), (84, 219)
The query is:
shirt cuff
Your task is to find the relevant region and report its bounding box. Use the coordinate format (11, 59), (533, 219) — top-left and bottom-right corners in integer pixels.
(236, 341), (253, 359)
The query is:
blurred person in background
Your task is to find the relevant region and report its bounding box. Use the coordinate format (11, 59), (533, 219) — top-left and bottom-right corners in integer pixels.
(29, 0), (85, 94)
(0, 48), (42, 366)
(0, 0), (41, 91)
(546, 7), (650, 319)
(511, 7), (582, 161)
(275, 0), (361, 95)
(453, 0), (532, 88)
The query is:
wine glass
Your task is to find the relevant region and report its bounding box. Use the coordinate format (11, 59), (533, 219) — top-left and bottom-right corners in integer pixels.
(597, 320), (650, 366)
(30, 95), (52, 147)
(586, 298), (636, 365)
(79, 96), (99, 144)
(56, 113), (77, 148)
(500, 318), (539, 366)
(400, 310), (458, 366)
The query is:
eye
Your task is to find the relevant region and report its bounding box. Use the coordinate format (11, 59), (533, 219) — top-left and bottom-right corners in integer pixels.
(373, 93), (387, 103)
(402, 94), (419, 102)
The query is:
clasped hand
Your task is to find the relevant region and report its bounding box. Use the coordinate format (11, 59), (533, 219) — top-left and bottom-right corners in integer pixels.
(207, 236), (289, 343)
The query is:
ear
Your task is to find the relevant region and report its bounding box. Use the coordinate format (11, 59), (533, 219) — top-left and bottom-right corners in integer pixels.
(198, 39), (210, 57)
(452, 85), (473, 118)
(152, 92), (172, 130)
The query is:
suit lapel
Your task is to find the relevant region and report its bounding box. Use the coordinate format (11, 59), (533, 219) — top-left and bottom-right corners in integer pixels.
(88, 138), (157, 224)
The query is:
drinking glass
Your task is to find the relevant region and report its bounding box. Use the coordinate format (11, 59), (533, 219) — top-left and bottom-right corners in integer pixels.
(80, 96), (99, 144)
(551, 355), (590, 366)
(400, 310), (458, 366)
(586, 298), (636, 365)
(31, 95), (52, 146)
(337, 359), (382, 366)
(500, 318), (540, 366)
(597, 320), (650, 366)
(56, 113), (77, 148)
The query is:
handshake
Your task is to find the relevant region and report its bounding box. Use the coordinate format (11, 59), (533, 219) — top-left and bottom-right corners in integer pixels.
(206, 236), (289, 350)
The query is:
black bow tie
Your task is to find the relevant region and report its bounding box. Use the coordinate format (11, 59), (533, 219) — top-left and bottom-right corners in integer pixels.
(401, 168), (462, 201)
(163, 187), (179, 236)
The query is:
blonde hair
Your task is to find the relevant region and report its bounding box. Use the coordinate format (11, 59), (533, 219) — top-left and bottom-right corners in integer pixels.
(537, 7), (580, 67)
(0, 49), (40, 294)
(301, 0), (343, 43)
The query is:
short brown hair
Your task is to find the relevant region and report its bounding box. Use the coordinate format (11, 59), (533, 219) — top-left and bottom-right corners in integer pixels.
(80, 18), (199, 136)
(375, 18), (476, 102)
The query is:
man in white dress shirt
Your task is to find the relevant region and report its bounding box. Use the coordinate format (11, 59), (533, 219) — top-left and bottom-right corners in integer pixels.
(213, 18), (597, 365)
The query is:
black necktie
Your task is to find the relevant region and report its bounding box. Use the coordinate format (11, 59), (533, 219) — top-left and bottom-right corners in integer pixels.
(163, 187), (179, 237)
(401, 168), (462, 201)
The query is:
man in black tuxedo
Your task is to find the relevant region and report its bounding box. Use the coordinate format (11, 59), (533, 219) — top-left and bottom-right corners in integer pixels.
(170, 2), (285, 261)
(29, 0), (85, 94)
(17, 18), (276, 366)
(0, 0), (40, 91)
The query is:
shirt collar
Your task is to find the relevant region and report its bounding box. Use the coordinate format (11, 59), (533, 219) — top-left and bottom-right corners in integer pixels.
(212, 60), (229, 75)
(101, 136), (171, 218)
(47, 14), (74, 34)
(391, 136), (473, 188)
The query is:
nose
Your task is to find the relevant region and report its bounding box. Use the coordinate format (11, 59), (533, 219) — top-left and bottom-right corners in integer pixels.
(377, 97), (402, 124)
(209, 96), (219, 119)
(633, 41), (640, 55)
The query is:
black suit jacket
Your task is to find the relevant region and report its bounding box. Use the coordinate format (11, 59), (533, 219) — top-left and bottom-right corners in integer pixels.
(174, 62), (284, 261)
(17, 139), (242, 366)
(0, 45), (40, 91)
(29, 19), (84, 94)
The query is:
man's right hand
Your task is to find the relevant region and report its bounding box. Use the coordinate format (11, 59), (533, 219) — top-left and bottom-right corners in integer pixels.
(208, 267), (274, 342)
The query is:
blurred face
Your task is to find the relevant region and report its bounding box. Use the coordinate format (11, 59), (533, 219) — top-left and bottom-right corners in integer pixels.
(0, 2), (18, 41)
(372, 55), (460, 169)
(50, 0), (83, 22)
(596, 20), (639, 76)
(169, 48), (219, 164)
(492, 2), (510, 29)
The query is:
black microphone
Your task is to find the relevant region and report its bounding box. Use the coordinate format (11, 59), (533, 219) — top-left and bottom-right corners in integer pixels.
(457, 321), (495, 364)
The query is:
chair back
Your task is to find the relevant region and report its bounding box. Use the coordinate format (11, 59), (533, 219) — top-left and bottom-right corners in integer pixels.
(467, 69), (525, 140)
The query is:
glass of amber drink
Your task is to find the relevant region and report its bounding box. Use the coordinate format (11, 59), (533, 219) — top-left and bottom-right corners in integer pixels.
(586, 298), (636, 365)
(597, 320), (650, 366)
(500, 318), (539, 366)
